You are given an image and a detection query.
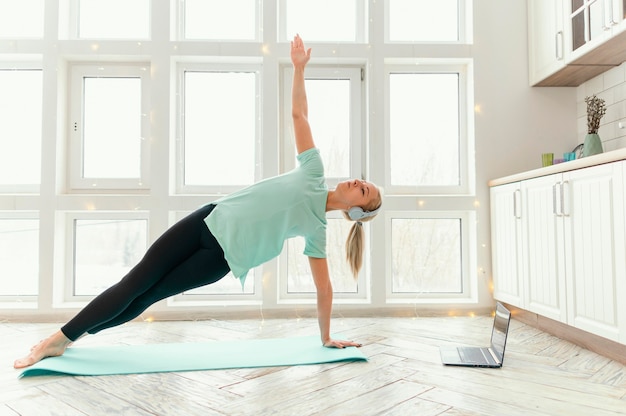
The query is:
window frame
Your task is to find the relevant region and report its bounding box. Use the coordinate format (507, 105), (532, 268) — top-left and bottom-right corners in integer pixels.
(279, 65), (368, 303)
(277, 0), (368, 43)
(277, 211), (371, 304)
(64, 0), (152, 40)
(174, 0), (262, 41)
(0, 212), (39, 307)
(0, 63), (43, 193)
(175, 61), (263, 195)
(60, 211), (149, 305)
(167, 211), (263, 305)
(384, 0), (473, 44)
(281, 65), (364, 188)
(384, 210), (477, 303)
(68, 63), (151, 191)
(384, 60), (475, 195)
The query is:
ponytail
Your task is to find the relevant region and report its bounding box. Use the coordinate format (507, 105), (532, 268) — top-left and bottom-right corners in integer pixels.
(344, 186), (383, 279)
(345, 221), (364, 279)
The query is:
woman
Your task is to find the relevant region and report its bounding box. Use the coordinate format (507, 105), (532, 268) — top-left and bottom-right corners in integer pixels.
(14, 35), (382, 369)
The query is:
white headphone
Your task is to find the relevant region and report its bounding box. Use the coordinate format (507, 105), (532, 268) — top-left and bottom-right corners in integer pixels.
(348, 205), (381, 221)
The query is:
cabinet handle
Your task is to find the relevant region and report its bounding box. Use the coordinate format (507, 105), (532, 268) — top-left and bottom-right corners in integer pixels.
(555, 31), (564, 60)
(561, 181), (569, 217)
(513, 189), (521, 219)
(552, 182), (561, 216)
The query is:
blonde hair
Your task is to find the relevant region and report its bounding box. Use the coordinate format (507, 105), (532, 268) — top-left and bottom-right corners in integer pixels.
(344, 186), (383, 279)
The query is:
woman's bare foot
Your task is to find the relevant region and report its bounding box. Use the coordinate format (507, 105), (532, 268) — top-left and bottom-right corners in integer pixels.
(14, 330), (73, 369)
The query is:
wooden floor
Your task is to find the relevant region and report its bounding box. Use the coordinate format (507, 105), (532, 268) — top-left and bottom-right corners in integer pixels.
(1, 315), (625, 416)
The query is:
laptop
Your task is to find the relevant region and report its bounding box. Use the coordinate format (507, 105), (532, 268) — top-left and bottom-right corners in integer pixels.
(439, 302), (511, 368)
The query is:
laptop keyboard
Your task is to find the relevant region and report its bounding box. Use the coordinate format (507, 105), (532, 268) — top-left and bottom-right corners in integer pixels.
(459, 347), (492, 364)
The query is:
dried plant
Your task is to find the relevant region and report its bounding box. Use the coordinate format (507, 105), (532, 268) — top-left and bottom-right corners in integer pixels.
(585, 95), (606, 134)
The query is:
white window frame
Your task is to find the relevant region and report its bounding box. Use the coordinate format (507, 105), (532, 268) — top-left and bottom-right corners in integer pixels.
(277, 0), (368, 43)
(0, 62), (43, 194)
(281, 65), (364, 188)
(63, 0), (152, 40)
(0, 212), (39, 308)
(68, 63), (151, 191)
(384, 0), (473, 44)
(166, 211), (263, 305)
(384, 60), (475, 195)
(279, 65), (367, 303)
(277, 211), (371, 305)
(385, 210), (477, 304)
(175, 61), (263, 195)
(58, 211), (150, 306)
(173, 0), (262, 41)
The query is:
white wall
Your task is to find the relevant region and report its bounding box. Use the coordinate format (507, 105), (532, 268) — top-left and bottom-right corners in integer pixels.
(473, 0), (577, 302)
(576, 63), (626, 151)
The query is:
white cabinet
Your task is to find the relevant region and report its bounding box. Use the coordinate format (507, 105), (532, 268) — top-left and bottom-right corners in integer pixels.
(491, 161), (626, 344)
(567, 0), (624, 60)
(490, 182), (523, 306)
(528, 0), (626, 86)
(563, 162), (626, 342)
(528, 0), (566, 86)
(521, 173), (568, 322)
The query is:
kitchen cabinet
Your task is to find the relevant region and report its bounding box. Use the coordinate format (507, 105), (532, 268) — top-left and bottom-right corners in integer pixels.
(490, 182), (523, 306)
(528, 0), (626, 86)
(522, 173), (568, 322)
(490, 159), (626, 344)
(528, 0), (566, 86)
(562, 162), (626, 342)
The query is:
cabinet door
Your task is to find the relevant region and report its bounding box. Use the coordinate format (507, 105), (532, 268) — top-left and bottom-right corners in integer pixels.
(490, 182), (523, 306)
(563, 163), (626, 341)
(528, 0), (565, 85)
(568, 0), (617, 60)
(521, 174), (567, 322)
(608, 0), (626, 36)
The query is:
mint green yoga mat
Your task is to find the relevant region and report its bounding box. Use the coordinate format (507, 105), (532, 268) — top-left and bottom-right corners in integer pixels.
(19, 336), (367, 378)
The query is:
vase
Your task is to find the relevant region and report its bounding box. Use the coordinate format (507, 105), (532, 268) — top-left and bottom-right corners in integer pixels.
(582, 133), (603, 157)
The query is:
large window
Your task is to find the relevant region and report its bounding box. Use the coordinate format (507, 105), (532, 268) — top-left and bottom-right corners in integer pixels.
(181, 0), (259, 41)
(69, 64), (151, 190)
(0, 1), (477, 314)
(278, 0), (367, 42)
(178, 65), (261, 193)
(0, 217), (39, 302)
(0, 69), (42, 191)
(280, 66), (367, 301)
(386, 63), (473, 195)
(68, 215), (147, 300)
(388, 214), (473, 298)
(0, 0), (44, 38)
(74, 0), (150, 39)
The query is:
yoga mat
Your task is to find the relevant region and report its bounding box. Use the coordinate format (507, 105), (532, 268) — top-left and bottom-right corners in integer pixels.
(19, 336), (367, 378)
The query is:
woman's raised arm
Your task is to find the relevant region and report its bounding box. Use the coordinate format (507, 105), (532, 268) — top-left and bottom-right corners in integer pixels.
(290, 34), (315, 155)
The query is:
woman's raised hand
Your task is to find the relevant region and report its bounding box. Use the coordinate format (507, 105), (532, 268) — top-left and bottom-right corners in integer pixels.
(290, 34), (311, 69)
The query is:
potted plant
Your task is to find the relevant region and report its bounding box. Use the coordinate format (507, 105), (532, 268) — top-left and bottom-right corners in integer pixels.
(582, 95), (606, 157)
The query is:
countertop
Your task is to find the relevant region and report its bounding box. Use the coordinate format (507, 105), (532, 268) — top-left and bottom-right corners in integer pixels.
(488, 147), (626, 187)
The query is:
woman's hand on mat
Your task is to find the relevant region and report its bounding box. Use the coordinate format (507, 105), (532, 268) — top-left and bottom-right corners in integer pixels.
(323, 339), (362, 349)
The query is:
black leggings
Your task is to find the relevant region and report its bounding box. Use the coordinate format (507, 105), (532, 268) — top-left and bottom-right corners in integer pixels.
(61, 204), (230, 341)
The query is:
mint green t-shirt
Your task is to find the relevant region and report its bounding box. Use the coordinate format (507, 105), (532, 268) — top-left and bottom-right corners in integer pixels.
(204, 148), (328, 286)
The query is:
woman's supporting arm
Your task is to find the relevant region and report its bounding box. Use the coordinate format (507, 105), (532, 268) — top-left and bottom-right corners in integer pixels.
(309, 256), (362, 349)
(290, 34), (315, 155)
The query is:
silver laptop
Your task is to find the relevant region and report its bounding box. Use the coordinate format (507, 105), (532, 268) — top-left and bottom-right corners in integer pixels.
(439, 302), (511, 368)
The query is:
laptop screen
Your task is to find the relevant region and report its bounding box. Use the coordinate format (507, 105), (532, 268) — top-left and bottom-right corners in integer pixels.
(490, 302), (511, 362)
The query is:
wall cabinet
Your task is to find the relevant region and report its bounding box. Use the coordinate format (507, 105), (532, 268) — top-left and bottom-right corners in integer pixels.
(491, 160), (626, 344)
(528, 0), (566, 86)
(528, 0), (626, 86)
